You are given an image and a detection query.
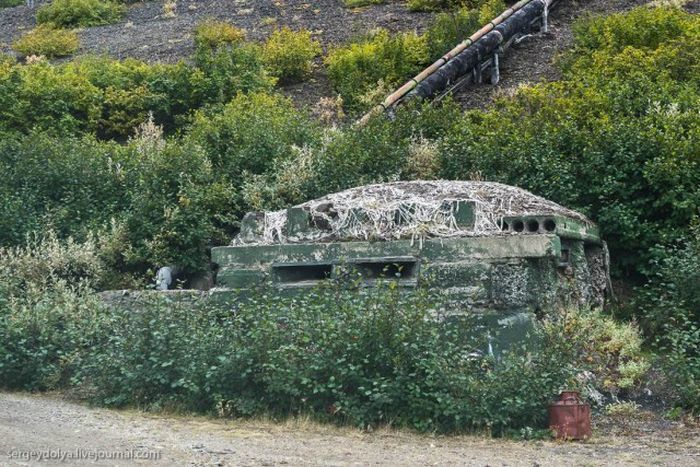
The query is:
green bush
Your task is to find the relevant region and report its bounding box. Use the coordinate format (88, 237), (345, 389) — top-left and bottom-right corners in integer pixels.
(438, 6), (700, 277)
(326, 29), (429, 112)
(117, 134), (237, 274)
(193, 20), (246, 50)
(636, 223), (700, 412)
(0, 252), (648, 433)
(342, 0), (384, 8)
(0, 234), (108, 391)
(0, 46), (272, 138)
(188, 92), (320, 182)
(191, 41), (275, 106)
(36, 0), (126, 28)
(262, 27), (321, 83)
(424, 7), (480, 58)
(543, 309), (649, 395)
(241, 99), (461, 210)
(0, 0), (23, 8)
(406, 0), (496, 13)
(570, 6), (693, 53)
(0, 132), (125, 246)
(0, 127), (238, 276)
(327, 0), (505, 112)
(12, 25), (80, 58)
(64, 56), (194, 138)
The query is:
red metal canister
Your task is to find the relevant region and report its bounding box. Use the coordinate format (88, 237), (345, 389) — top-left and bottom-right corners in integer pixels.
(548, 391), (591, 440)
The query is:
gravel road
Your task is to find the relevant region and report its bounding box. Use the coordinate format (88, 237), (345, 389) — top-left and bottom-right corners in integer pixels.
(1, 392), (698, 466)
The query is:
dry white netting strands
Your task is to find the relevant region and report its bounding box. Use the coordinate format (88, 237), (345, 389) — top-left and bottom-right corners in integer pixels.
(235, 181), (591, 246)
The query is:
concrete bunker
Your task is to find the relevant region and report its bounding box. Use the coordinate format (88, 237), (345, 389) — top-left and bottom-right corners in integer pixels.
(211, 181), (610, 315)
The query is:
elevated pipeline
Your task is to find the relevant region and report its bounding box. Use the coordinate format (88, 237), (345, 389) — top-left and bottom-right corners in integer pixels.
(357, 0), (556, 126)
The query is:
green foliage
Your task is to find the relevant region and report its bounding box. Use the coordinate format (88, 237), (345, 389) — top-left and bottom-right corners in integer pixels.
(64, 56), (194, 138)
(543, 309), (649, 394)
(118, 132), (237, 274)
(191, 40), (275, 106)
(12, 25), (80, 58)
(0, 127), (237, 276)
(240, 100), (461, 210)
(188, 92), (320, 189)
(0, 47), (272, 138)
(438, 6), (700, 277)
(327, 0), (504, 112)
(0, 234), (108, 390)
(0, 132), (125, 245)
(325, 29), (429, 112)
(193, 20), (246, 50)
(37, 0), (126, 28)
(1, 251), (648, 432)
(0, 0), (24, 9)
(636, 223), (700, 412)
(406, 0), (465, 12)
(343, 0), (385, 7)
(262, 27), (321, 83)
(424, 7), (480, 58)
(571, 6), (694, 53)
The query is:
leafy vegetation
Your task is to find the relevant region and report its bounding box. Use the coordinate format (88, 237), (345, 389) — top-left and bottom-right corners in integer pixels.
(635, 221), (700, 412)
(439, 6), (699, 278)
(0, 3), (697, 421)
(326, 30), (429, 112)
(0, 0), (23, 8)
(36, 0), (126, 28)
(0, 238), (647, 432)
(262, 27), (322, 83)
(12, 25), (80, 58)
(326, 0), (505, 112)
(193, 20), (246, 49)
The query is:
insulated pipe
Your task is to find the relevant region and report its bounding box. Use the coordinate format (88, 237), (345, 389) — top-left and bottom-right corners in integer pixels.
(411, 0), (545, 99)
(356, 0), (547, 126)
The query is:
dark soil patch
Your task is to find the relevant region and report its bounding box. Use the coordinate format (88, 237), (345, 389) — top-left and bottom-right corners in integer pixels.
(0, 0), (433, 62)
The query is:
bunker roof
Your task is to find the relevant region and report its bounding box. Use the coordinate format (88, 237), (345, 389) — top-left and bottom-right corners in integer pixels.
(235, 181), (594, 246)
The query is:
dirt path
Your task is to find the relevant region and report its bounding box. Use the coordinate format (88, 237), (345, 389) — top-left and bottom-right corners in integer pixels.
(1, 392), (698, 466)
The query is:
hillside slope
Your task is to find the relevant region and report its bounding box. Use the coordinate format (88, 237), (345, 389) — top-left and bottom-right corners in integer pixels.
(0, 0), (433, 62)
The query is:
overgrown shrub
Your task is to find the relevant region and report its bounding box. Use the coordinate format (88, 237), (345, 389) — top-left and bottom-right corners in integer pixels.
(0, 45), (271, 138)
(542, 309), (649, 397)
(342, 0), (384, 7)
(327, 0), (504, 112)
(636, 223), (700, 412)
(406, 0), (479, 12)
(12, 25), (80, 58)
(0, 132), (125, 246)
(193, 20), (245, 49)
(0, 125), (237, 276)
(188, 92), (320, 183)
(0, 258), (648, 433)
(0, 234), (108, 391)
(262, 27), (321, 83)
(424, 7), (480, 58)
(118, 131), (237, 274)
(240, 99), (460, 210)
(64, 56), (194, 138)
(36, 0), (126, 28)
(0, 0), (23, 9)
(191, 40), (275, 105)
(326, 29), (429, 112)
(438, 6), (700, 277)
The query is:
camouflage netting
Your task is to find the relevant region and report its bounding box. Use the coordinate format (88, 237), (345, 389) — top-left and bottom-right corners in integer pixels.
(234, 181), (592, 246)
